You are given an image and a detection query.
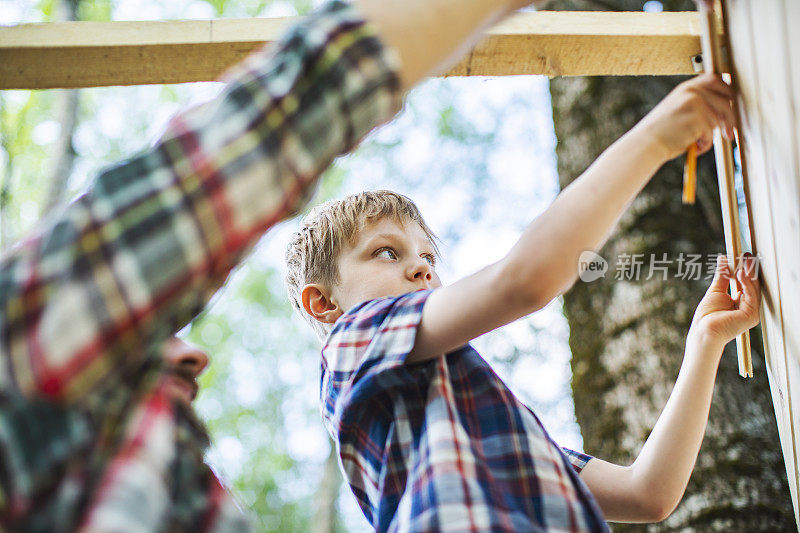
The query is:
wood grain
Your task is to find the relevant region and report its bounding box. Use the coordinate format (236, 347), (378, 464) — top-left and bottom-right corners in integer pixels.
(0, 12), (707, 89)
(725, 0), (800, 526)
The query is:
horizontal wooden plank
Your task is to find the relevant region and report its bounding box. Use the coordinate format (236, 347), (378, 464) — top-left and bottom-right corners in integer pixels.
(449, 11), (706, 77)
(0, 11), (709, 89)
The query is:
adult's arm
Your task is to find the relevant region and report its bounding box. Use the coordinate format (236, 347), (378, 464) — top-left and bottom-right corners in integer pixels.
(357, 0), (545, 89)
(0, 0), (546, 405)
(0, 2), (401, 404)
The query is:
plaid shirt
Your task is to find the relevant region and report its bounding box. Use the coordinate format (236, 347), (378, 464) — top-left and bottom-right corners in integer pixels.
(0, 2), (400, 530)
(321, 291), (609, 532)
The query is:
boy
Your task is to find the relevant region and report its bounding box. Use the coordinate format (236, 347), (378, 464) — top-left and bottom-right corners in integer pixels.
(286, 73), (760, 531)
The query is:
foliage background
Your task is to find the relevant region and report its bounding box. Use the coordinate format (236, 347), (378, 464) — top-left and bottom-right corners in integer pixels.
(0, 0), (586, 530)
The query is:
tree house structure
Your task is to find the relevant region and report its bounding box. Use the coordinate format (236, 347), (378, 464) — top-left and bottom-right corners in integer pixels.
(1, 0), (798, 526)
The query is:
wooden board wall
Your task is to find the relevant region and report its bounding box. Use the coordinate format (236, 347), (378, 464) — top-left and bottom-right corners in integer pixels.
(725, 0), (800, 526)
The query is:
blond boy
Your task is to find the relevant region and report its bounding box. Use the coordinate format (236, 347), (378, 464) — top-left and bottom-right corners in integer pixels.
(286, 74), (759, 532)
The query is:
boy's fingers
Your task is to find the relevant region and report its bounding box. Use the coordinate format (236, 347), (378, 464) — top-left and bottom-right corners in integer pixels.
(737, 271), (761, 323)
(710, 254), (732, 290)
(688, 76), (737, 136)
(688, 74), (732, 100)
(693, 102), (716, 152)
(734, 255), (761, 322)
(695, 88), (736, 136)
(737, 253), (759, 283)
(744, 252), (759, 274)
(698, 74), (735, 99)
(686, 97), (719, 142)
(696, 134), (714, 155)
(738, 260), (761, 299)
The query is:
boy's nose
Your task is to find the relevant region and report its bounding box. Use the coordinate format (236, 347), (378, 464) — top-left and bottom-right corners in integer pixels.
(162, 337), (210, 378)
(409, 260), (433, 284)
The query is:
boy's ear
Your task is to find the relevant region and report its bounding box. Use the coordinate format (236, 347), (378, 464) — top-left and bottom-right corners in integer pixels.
(301, 284), (343, 324)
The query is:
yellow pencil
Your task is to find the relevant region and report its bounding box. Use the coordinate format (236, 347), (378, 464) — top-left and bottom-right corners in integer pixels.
(683, 143), (697, 204)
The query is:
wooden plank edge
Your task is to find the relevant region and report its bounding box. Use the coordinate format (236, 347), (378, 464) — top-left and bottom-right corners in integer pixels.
(0, 12), (702, 48)
(0, 11), (707, 89)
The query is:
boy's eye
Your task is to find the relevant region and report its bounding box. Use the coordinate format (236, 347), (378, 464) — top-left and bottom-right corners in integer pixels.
(422, 254), (436, 267)
(376, 248), (398, 260)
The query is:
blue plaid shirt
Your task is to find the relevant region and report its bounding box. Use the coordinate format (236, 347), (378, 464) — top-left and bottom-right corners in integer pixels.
(321, 291), (608, 532)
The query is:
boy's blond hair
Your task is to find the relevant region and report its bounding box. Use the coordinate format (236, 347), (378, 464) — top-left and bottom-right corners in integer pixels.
(285, 190), (438, 339)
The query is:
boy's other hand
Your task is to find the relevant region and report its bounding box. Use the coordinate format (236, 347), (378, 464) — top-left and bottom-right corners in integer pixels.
(634, 74), (736, 163)
(690, 253), (761, 348)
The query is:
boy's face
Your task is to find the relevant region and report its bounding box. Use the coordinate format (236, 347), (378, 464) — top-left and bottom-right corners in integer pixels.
(302, 217), (441, 324)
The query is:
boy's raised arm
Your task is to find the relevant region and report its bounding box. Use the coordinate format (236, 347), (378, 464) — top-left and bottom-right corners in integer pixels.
(409, 74), (737, 364)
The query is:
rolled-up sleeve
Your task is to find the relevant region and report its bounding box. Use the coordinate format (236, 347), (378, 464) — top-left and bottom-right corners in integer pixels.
(562, 447), (594, 474)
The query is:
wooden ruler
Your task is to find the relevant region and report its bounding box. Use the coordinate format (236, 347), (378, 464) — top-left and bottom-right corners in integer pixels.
(698, 1), (753, 378)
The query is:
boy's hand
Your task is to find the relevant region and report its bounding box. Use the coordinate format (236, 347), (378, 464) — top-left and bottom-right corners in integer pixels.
(690, 254), (761, 348)
(634, 74), (737, 162)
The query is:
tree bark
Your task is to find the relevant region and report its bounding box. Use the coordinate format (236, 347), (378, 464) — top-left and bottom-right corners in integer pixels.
(42, 0), (80, 214)
(43, 90), (80, 213)
(311, 440), (342, 533)
(548, 0), (795, 529)
(0, 102), (13, 252)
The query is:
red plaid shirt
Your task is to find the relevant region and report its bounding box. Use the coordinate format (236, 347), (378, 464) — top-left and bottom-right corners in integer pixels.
(0, 2), (401, 530)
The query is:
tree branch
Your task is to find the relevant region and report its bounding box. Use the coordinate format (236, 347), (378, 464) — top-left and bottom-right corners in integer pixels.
(41, 0), (81, 214)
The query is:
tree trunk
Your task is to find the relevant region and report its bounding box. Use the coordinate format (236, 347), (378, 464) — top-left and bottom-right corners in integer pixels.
(0, 101), (13, 252)
(311, 440), (341, 533)
(42, 0), (80, 214)
(43, 89), (79, 213)
(548, 0), (795, 529)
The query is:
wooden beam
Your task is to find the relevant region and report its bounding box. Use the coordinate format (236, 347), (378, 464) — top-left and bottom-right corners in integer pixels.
(0, 11), (707, 90)
(449, 11), (704, 77)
